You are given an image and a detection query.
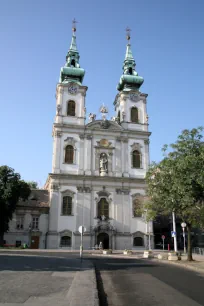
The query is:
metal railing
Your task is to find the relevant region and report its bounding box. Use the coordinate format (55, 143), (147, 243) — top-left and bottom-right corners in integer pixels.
(192, 247), (204, 255)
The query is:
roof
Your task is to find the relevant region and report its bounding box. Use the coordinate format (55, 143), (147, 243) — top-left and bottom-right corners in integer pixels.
(18, 189), (49, 208)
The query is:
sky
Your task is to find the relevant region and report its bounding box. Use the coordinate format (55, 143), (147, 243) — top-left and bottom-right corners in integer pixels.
(0, 0), (204, 187)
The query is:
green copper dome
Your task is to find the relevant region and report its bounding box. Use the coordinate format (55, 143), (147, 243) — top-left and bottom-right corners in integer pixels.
(59, 30), (85, 84)
(117, 43), (144, 92)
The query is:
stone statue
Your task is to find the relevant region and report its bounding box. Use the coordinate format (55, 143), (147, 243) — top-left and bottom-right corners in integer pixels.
(101, 215), (106, 221)
(100, 153), (108, 173)
(89, 113), (96, 122)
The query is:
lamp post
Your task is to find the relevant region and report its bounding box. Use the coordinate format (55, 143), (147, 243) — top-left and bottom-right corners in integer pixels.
(181, 222), (187, 254)
(172, 210), (178, 252)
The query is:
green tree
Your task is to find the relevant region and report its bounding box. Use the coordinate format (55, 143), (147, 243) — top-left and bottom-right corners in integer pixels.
(26, 181), (39, 189)
(0, 166), (31, 246)
(145, 127), (204, 261)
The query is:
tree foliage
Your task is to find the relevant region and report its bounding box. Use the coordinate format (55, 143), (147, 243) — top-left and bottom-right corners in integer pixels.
(26, 181), (39, 189)
(145, 127), (204, 260)
(0, 166), (31, 245)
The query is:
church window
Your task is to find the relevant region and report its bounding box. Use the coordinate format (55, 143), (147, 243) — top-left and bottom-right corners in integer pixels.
(98, 198), (109, 219)
(65, 145), (74, 164)
(132, 150), (141, 168)
(133, 237), (144, 247)
(60, 236), (71, 247)
(67, 100), (76, 116)
(133, 198), (142, 217)
(62, 196), (72, 215)
(131, 107), (139, 123)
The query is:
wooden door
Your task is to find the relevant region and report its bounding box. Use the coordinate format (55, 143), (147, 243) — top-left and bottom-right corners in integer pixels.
(30, 236), (39, 249)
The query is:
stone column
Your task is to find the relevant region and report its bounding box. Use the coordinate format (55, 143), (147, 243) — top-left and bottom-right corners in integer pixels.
(52, 131), (62, 173)
(79, 134), (85, 174)
(85, 135), (92, 175)
(123, 138), (129, 177)
(144, 139), (150, 170)
(115, 137), (122, 177)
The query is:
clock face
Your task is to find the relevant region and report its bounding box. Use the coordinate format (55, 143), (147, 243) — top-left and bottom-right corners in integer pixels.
(68, 85), (78, 95)
(129, 93), (138, 101)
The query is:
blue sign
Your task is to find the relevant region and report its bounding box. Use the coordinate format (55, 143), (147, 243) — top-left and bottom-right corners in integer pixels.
(171, 231), (176, 237)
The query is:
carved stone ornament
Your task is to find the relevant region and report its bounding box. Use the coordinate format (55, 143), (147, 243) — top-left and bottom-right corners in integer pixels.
(64, 137), (76, 147)
(61, 189), (75, 197)
(54, 130), (62, 138)
(100, 120), (110, 129)
(77, 186), (91, 193)
(144, 139), (150, 145)
(79, 134), (85, 139)
(116, 136), (128, 143)
(92, 220), (116, 233)
(51, 184), (60, 191)
(129, 93), (139, 101)
(131, 142), (142, 151)
(86, 134), (92, 140)
(145, 114), (149, 123)
(116, 188), (130, 195)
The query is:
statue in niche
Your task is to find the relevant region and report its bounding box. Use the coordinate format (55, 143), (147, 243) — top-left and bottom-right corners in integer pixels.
(100, 153), (108, 174)
(101, 215), (106, 221)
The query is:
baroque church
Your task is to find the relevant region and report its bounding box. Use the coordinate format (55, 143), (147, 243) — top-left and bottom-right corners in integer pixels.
(4, 23), (153, 250)
(45, 23), (153, 250)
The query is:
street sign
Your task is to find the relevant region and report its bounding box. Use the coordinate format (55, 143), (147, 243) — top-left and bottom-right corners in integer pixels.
(78, 226), (86, 234)
(162, 235), (165, 239)
(171, 231), (176, 238)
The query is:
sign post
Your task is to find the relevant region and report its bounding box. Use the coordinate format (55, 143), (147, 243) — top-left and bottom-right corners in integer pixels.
(78, 225), (86, 262)
(161, 235), (165, 250)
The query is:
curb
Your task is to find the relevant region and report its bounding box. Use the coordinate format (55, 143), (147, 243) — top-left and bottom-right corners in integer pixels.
(152, 258), (204, 274)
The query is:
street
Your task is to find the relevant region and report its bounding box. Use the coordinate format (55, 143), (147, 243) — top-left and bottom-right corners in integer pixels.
(93, 256), (204, 306)
(0, 252), (203, 306)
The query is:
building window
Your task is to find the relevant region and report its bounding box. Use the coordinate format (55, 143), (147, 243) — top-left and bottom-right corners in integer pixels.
(65, 145), (74, 164)
(131, 107), (139, 123)
(60, 236), (71, 247)
(133, 198), (142, 217)
(98, 198), (109, 218)
(133, 237), (144, 247)
(67, 100), (75, 116)
(32, 217), (39, 230)
(62, 196), (72, 215)
(16, 215), (24, 230)
(132, 150), (141, 168)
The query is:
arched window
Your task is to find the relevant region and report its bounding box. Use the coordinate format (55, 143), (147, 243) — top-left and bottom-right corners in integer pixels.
(98, 198), (109, 218)
(67, 100), (75, 116)
(131, 107), (139, 123)
(128, 67), (133, 75)
(60, 236), (71, 247)
(133, 237), (144, 247)
(62, 196), (72, 215)
(133, 198), (142, 217)
(65, 145), (74, 164)
(71, 59), (76, 67)
(132, 150), (141, 168)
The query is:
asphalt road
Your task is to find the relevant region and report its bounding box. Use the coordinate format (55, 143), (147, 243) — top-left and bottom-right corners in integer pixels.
(0, 252), (204, 306)
(93, 256), (204, 306)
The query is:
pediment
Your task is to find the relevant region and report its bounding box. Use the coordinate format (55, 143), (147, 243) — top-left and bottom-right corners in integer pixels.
(86, 120), (124, 131)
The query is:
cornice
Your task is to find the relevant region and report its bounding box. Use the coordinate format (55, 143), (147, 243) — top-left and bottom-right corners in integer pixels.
(48, 173), (146, 184)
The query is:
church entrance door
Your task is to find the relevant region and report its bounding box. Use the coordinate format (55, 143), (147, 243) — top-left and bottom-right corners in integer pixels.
(97, 233), (109, 249)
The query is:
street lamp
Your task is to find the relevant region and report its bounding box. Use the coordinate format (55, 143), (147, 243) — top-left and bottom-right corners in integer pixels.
(181, 222), (187, 254)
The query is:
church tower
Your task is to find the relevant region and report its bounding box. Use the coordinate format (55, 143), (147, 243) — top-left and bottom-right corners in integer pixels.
(46, 24), (153, 250)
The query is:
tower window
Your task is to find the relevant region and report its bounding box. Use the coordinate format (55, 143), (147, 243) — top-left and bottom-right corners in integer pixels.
(128, 67), (133, 75)
(131, 107), (139, 123)
(67, 101), (75, 116)
(62, 196), (72, 215)
(65, 145), (74, 164)
(71, 59), (76, 67)
(132, 150), (141, 168)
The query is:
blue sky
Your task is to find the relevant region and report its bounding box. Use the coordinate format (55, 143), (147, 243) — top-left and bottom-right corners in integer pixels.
(0, 0), (204, 186)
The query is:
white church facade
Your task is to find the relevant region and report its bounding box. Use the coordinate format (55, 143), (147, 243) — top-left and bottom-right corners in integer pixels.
(45, 24), (153, 250)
